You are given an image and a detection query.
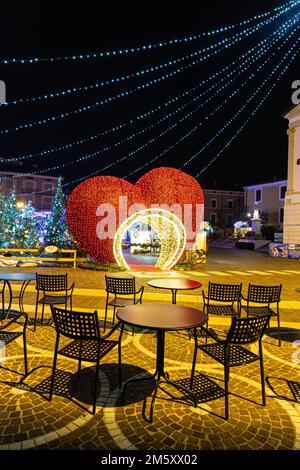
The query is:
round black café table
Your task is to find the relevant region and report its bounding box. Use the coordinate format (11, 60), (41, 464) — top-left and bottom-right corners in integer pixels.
(0, 273), (36, 317)
(147, 278), (202, 304)
(117, 303), (207, 423)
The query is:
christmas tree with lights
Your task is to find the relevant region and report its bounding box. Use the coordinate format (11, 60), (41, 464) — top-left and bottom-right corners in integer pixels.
(1, 191), (20, 247)
(44, 177), (69, 247)
(20, 201), (38, 248)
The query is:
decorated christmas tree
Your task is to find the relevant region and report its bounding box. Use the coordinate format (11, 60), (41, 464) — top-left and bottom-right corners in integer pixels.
(1, 191), (20, 247)
(20, 201), (38, 248)
(44, 177), (69, 247)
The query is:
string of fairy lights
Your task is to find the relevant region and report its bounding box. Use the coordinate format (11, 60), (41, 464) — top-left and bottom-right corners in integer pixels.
(0, 14), (288, 135)
(2, 4), (298, 107)
(3, 15), (295, 164)
(5, 20), (298, 185)
(4, 15), (297, 179)
(1, 11), (298, 171)
(123, 30), (300, 180)
(0, 1), (299, 194)
(1, 0), (298, 64)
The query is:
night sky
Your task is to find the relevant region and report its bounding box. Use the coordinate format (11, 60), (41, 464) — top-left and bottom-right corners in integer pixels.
(0, 1), (299, 194)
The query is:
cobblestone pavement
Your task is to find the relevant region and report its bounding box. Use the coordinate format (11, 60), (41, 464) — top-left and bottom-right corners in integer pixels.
(0, 248), (299, 450)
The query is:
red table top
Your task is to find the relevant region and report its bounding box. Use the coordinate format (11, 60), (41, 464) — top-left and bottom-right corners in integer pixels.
(116, 303), (207, 330)
(147, 278), (202, 291)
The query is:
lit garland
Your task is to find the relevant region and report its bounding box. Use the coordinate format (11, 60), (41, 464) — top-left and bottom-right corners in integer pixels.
(1, 11), (294, 107)
(8, 38), (283, 178)
(124, 23), (299, 179)
(180, 26), (300, 170)
(0, 14), (287, 135)
(196, 42), (300, 176)
(113, 208), (186, 270)
(1, 0), (298, 64)
(8, 16), (297, 186)
(1, 13), (297, 166)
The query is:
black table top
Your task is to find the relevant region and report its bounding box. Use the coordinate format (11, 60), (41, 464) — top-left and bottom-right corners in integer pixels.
(147, 278), (202, 291)
(116, 303), (207, 330)
(0, 273), (36, 281)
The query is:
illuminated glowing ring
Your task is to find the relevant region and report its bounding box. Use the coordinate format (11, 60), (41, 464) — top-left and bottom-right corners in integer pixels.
(113, 208), (186, 270)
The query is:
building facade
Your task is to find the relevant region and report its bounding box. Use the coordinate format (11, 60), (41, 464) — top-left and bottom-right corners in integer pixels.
(0, 171), (59, 211)
(202, 188), (245, 228)
(283, 104), (300, 244)
(244, 180), (287, 227)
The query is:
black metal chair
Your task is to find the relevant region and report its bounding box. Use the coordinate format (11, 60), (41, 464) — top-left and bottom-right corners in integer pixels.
(201, 282), (242, 339)
(240, 284), (282, 346)
(104, 276), (144, 332)
(0, 309), (28, 376)
(190, 314), (270, 419)
(34, 274), (75, 330)
(50, 306), (124, 414)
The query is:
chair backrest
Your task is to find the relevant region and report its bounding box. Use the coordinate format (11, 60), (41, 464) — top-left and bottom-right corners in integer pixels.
(36, 273), (68, 292)
(247, 284), (282, 304)
(105, 275), (135, 295)
(226, 314), (270, 345)
(51, 306), (100, 340)
(207, 282), (242, 302)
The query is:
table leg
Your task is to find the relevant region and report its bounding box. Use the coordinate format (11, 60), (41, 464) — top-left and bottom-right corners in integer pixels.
(171, 289), (177, 304)
(0, 281), (12, 318)
(19, 280), (31, 314)
(123, 328), (198, 422)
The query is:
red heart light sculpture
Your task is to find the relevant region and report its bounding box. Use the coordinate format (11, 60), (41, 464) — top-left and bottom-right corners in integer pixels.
(66, 167), (204, 262)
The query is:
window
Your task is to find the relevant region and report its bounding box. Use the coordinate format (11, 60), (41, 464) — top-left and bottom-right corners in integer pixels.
(279, 207), (284, 224)
(43, 182), (53, 190)
(228, 200), (233, 209)
(5, 179), (13, 189)
(255, 189), (262, 202)
(210, 213), (217, 225)
(279, 185), (287, 200)
(42, 196), (53, 209)
(24, 180), (34, 192)
(227, 215), (233, 226)
(211, 199), (217, 208)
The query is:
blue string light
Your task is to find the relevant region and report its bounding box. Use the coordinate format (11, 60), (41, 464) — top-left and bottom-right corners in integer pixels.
(0, 0), (298, 65)
(125, 30), (299, 180)
(194, 42), (300, 176)
(3, 15), (295, 165)
(59, 21), (299, 187)
(2, 6), (298, 107)
(0, 13), (293, 136)
(5, 18), (297, 184)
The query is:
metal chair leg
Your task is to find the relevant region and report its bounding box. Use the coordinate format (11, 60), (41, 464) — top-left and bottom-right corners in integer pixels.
(23, 329), (28, 376)
(92, 356), (100, 415)
(277, 311), (281, 347)
(49, 337), (59, 401)
(103, 295), (109, 333)
(34, 294), (39, 331)
(118, 340), (122, 388)
(224, 362), (230, 420)
(259, 341), (266, 406)
(77, 341), (83, 378)
(190, 331), (198, 389)
(41, 303), (45, 324)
